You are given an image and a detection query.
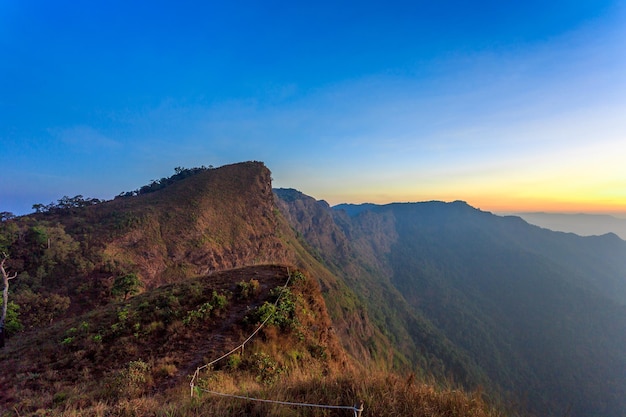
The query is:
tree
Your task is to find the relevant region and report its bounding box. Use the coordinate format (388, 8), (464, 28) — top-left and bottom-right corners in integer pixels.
(1, 253), (18, 348)
(111, 273), (142, 301)
(0, 212), (15, 222)
(32, 203), (46, 213)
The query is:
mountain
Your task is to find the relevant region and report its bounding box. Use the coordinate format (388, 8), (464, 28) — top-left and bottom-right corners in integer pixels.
(1, 162), (502, 416)
(276, 192), (626, 417)
(2, 162), (624, 416)
(512, 212), (626, 240)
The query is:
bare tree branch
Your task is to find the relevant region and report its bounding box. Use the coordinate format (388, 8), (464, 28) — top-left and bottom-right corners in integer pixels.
(1, 252), (19, 348)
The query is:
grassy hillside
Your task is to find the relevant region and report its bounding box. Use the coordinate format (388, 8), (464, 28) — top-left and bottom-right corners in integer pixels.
(0, 162), (508, 416)
(1, 265), (357, 414)
(0, 260), (501, 417)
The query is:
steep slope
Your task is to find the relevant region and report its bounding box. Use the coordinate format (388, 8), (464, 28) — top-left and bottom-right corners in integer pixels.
(275, 189), (491, 388)
(84, 161), (292, 286)
(377, 201), (626, 417)
(0, 162), (390, 367)
(276, 192), (626, 417)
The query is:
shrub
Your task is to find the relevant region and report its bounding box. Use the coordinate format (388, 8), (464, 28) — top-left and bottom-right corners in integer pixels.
(250, 352), (284, 385)
(113, 359), (152, 398)
(1, 300), (23, 335)
(183, 291), (228, 326)
(245, 287), (299, 332)
(111, 273), (142, 301)
(236, 279), (260, 299)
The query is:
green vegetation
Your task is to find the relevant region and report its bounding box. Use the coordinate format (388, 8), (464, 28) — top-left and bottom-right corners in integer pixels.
(0, 300), (22, 335)
(245, 286), (300, 331)
(182, 290), (228, 325)
(2, 265), (400, 416)
(236, 278), (260, 299)
(111, 272), (142, 301)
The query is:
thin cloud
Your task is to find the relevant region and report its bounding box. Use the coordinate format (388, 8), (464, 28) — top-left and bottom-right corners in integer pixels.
(50, 125), (121, 150)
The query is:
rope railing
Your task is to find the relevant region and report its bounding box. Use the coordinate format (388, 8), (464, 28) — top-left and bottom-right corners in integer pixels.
(188, 266), (364, 415)
(195, 386), (364, 417)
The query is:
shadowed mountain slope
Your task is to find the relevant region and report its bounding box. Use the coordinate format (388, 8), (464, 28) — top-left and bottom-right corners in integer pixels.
(276, 191), (626, 417)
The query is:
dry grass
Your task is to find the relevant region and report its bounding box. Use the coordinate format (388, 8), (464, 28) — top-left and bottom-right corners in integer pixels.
(0, 264), (505, 417)
(18, 369), (502, 417)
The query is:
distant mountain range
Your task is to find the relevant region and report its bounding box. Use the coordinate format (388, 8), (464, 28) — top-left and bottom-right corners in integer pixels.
(509, 212), (626, 240)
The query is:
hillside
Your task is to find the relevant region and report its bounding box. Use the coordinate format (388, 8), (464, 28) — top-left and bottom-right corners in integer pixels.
(0, 163), (374, 360)
(8, 161), (624, 416)
(0, 162), (503, 416)
(275, 191), (626, 417)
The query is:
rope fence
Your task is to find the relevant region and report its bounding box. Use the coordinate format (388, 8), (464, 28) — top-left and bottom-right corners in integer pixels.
(195, 386), (364, 417)
(187, 266), (364, 415)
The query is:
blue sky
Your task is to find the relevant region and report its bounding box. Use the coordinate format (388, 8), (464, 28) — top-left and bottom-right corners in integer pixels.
(2, 0), (625, 215)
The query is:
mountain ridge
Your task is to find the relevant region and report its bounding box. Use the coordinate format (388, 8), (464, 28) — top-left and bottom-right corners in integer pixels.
(1, 163), (625, 416)
(1, 162), (415, 415)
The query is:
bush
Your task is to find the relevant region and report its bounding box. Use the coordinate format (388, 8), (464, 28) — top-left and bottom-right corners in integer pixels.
(112, 359), (152, 398)
(249, 352), (284, 385)
(183, 291), (228, 325)
(1, 300), (23, 335)
(236, 279), (260, 299)
(111, 273), (142, 301)
(245, 287), (299, 332)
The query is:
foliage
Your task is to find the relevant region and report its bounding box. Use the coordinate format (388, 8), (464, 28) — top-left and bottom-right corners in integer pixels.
(245, 287), (300, 332)
(0, 212), (15, 222)
(32, 195), (102, 214)
(0, 300), (23, 335)
(115, 166), (214, 197)
(183, 291), (228, 325)
(249, 352), (284, 385)
(111, 359), (152, 398)
(236, 278), (260, 299)
(111, 273), (142, 301)
(13, 289), (70, 328)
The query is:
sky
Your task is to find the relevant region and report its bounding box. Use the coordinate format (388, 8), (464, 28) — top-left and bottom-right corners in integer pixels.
(1, 0), (626, 216)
